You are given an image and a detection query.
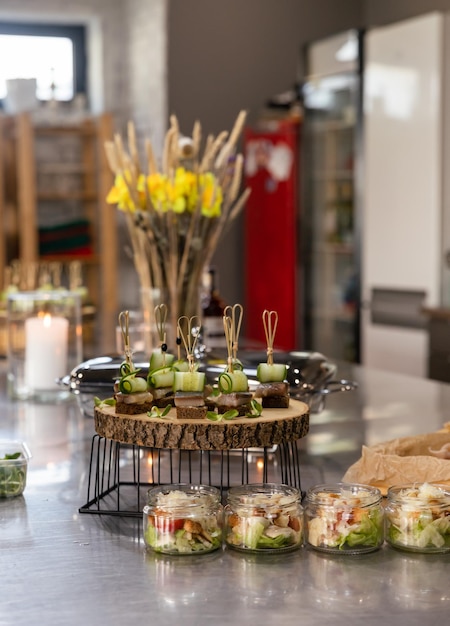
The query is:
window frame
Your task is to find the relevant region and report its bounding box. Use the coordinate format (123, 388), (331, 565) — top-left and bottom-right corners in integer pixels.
(0, 21), (87, 105)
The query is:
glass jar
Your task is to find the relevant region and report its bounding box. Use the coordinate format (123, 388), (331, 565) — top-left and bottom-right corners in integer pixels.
(224, 483), (303, 553)
(385, 482), (450, 553)
(304, 482), (383, 554)
(143, 484), (222, 555)
(0, 440), (31, 498)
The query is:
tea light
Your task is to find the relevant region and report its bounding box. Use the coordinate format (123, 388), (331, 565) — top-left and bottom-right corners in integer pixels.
(24, 313), (69, 390)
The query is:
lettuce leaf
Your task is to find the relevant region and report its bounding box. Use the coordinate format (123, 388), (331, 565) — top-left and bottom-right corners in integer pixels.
(256, 532), (294, 549)
(339, 512), (382, 549)
(243, 520), (266, 549)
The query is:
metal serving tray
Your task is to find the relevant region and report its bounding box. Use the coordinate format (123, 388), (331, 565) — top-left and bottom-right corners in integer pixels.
(60, 350), (356, 418)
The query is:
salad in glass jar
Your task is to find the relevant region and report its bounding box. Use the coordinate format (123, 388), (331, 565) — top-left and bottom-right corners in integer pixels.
(305, 483), (383, 554)
(0, 441), (31, 498)
(143, 484), (223, 555)
(224, 484), (303, 553)
(385, 482), (450, 553)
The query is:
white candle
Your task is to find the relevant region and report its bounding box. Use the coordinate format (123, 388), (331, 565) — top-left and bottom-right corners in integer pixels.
(24, 313), (69, 390)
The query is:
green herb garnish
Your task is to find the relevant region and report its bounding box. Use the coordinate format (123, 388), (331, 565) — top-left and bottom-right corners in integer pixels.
(0, 452), (26, 498)
(147, 404), (172, 419)
(206, 409), (239, 422)
(246, 399), (262, 418)
(94, 396), (116, 407)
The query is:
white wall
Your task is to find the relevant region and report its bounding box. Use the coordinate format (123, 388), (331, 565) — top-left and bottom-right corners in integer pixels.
(0, 0), (126, 122)
(0, 0), (168, 312)
(125, 0), (167, 156)
(0, 0), (167, 142)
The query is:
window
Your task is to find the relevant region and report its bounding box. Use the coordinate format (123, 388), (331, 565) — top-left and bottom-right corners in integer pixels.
(0, 22), (86, 104)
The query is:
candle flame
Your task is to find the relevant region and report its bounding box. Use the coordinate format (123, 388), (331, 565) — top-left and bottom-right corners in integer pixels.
(43, 313), (52, 328)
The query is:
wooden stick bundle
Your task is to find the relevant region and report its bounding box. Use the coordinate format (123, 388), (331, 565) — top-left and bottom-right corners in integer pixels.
(104, 111), (250, 348)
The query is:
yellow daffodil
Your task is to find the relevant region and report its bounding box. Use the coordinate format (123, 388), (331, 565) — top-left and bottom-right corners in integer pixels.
(106, 174), (137, 212)
(107, 166), (223, 217)
(199, 172), (223, 217)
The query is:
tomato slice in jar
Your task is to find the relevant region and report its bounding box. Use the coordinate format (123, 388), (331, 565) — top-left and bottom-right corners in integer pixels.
(148, 513), (185, 533)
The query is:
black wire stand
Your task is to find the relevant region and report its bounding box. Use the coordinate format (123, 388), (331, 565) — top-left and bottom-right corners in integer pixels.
(79, 435), (303, 518)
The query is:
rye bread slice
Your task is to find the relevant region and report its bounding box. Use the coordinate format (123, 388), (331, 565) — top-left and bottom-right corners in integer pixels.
(175, 405), (208, 420)
(115, 399), (154, 415)
(261, 395), (290, 409)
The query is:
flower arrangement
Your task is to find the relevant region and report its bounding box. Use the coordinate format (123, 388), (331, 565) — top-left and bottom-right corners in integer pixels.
(104, 111), (249, 349)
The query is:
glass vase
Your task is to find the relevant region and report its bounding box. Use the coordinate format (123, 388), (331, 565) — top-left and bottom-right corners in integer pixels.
(139, 278), (203, 354)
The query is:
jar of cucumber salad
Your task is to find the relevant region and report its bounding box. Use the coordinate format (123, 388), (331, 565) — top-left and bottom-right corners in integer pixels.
(304, 483), (384, 554)
(385, 482), (450, 553)
(224, 484), (303, 553)
(143, 484), (223, 555)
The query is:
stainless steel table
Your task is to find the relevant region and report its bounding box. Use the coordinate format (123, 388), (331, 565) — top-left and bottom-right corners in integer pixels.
(1, 361), (449, 626)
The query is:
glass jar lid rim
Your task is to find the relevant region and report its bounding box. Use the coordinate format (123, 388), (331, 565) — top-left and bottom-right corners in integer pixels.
(387, 482), (450, 502)
(306, 482), (382, 506)
(226, 482), (300, 506)
(147, 483), (220, 507)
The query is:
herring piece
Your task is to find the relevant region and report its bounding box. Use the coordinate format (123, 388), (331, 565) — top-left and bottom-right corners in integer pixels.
(254, 382), (289, 398)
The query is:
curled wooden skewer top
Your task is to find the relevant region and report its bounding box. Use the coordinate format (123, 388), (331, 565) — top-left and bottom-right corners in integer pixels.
(177, 315), (201, 372)
(223, 303), (244, 371)
(118, 310), (133, 367)
(262, 310), (279, 366)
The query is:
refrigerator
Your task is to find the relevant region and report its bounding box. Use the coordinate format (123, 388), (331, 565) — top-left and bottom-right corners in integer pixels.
(362, 11), (450, 378)
(243, 118), (300, 350)
(301, 30), (363, 363)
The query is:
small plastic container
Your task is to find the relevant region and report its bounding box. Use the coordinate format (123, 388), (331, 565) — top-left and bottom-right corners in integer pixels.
(0, 440), (31, 498)
(385, 482), (450, 553)
(304, 482), (383, 554)
(224, 483), (303, 553)
(143, 484), (223, 555)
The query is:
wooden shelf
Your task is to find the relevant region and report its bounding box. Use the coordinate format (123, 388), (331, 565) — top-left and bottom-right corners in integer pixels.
(0, 112), (118, 354)
(34, 124), (97, 137)
(40, 253), (100, 264)
(38, 163), (90, 174)
(37, 191), (98, 201)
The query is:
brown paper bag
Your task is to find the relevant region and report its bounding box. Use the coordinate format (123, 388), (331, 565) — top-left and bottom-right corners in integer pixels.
(342, 423), (450, 495)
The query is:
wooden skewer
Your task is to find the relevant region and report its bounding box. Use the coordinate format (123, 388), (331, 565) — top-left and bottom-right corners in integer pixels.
(224, 303), (243, 364)
(177, 315), (201, 372)
(154, 303), (168, 346)
(223, 314), (234, 372)
(118, 310), (133, 367)
(262, 310), (278, 366)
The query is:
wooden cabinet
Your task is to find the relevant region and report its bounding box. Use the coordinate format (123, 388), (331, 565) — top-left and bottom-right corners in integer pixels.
(0, 112), (118, 355)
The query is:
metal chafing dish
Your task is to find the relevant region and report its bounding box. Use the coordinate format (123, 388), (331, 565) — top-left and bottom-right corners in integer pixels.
(60, 350), (357, 418)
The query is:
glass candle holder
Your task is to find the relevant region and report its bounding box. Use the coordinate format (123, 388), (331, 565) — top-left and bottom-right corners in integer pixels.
(6, 290), (83, 401)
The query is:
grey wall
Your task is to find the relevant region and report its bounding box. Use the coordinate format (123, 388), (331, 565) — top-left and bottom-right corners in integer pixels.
(167, 0), (450, 313)
(4, 0), (450, 332)
(167, 0), (364, 308)
(364, 0), (450, 25)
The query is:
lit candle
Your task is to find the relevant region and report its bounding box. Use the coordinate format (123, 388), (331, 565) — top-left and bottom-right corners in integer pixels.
(24, 313), (69, 390)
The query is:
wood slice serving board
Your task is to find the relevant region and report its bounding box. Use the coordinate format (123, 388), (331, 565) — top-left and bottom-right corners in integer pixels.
(94, 399), (310, 451)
